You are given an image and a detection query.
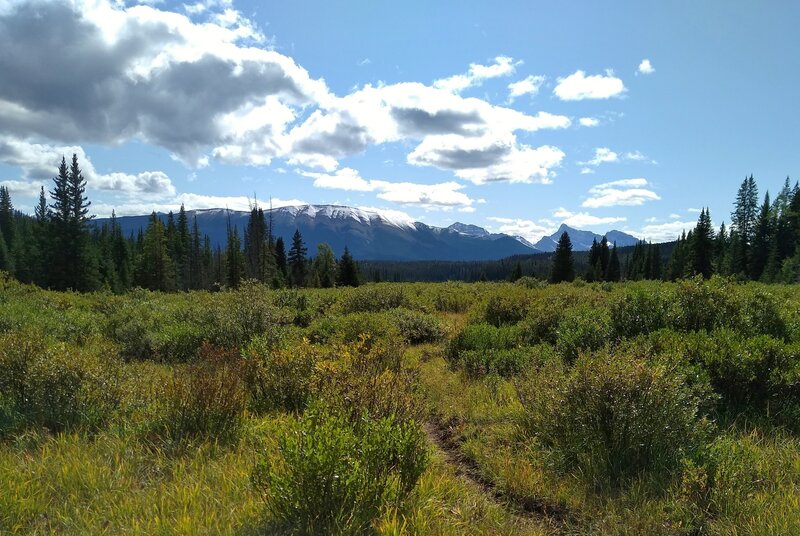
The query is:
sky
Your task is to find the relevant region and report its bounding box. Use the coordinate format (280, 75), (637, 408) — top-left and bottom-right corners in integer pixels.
(0, 0), (798, 243)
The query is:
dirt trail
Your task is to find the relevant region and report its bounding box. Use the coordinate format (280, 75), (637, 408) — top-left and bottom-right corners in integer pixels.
(424, 418), (569, 534)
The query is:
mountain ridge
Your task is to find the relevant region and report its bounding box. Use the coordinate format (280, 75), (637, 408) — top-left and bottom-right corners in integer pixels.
(96, 204), (639, 261)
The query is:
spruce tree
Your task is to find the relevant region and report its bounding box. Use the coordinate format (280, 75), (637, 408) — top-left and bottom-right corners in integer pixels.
(225, 215), (244, 288)
(274, 236), (288, 281)
(287, 229), (307, 287)
(731, 175), (758, 275)
(691, 208), (715, 279)
(312, 243), (337, 288)
(550, 232), (574, 283)
(337, 246), (360, 287)
(606, 243), (621, 281)
(135, 212), (176, 291)
(750, 193), (773, 280)
(0, 186), (15, 248)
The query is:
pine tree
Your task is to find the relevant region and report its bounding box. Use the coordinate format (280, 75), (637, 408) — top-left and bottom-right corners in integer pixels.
(667, 231), (688, 280)
(175, 204), (190, 290)
(0, 186), (15, 248)
(135, 213), (176, 291)
(750, 192), (773, 280)
(731, 175), (758, 275)
(312, 243), (337, 288)
(189, 216), (202, 289)
(225, 214), (244, 288)
(287, 229), (307, 287)
(274, 236), (288, 282)
(0, 229), (12, 272)
(337, 246), (360, 287)
(691, 208), (715, 279)
(586, 238), (600, 281)
(606, 243), (621, 281)
(510, 261), (523, 282)
(550, 232), (574, 283)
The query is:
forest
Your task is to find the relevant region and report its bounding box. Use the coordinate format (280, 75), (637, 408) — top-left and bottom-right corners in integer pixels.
(0, 156), (798, 291)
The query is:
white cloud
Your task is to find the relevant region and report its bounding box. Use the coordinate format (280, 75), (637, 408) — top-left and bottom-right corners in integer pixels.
(0, 179), (44, 198)
(579, 117), (600, 127)
(687, 207), (702, 213)
(638, 59), (655, 75)
(582, 178), (660, 208)
(507, 75), (546, 101)
(408, 134), (565, 184)
(434, 56), (518, 93)
(553, 70), (626, 101)
(487, 217), (553, 244)
(553, 207), (626, 228)
(0, 137), (176, 197)
(299, 167), (474, 208)
(583, 147), (619, 166)
(638, 220), (695, 243)
(580, 167), (595, 175)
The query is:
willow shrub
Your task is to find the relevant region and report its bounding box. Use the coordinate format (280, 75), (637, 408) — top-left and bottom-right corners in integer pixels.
(555, 305), (612, 363)
(518, 352), (712, 487)
(252, 406), (428, 535)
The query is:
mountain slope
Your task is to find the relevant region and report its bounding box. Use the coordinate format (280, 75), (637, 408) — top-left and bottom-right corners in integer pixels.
(533, 224), (639, 252)
(101, 205), (540, 261)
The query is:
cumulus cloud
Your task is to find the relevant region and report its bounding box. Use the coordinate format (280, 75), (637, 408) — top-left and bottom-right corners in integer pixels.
(434, 56), (518, 93)
(582, 178), (660, 208)
(553, 70), (626, 101)
(638, 59), (655, 75)
(0, 0), (574, 205)
(0, 137), (176, 197)
(579, 147), (653, 169)
(579, 117), (600, 127)
(552, 207), (626, 228)
(638, 220), (695, 242)
(0, 179), (45, 197)
(507, 75), (546, 101)
(487, 217), (553, 244)
(299, 167), (474, 209)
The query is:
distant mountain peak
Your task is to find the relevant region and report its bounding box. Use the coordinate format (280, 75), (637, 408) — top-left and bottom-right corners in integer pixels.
(447, 222), (490, 237)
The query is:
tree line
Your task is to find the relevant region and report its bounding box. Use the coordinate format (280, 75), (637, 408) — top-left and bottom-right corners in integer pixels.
(0, 155), (360, 292)
(551, 175), (800, 283)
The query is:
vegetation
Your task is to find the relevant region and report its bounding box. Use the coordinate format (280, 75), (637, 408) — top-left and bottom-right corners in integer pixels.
(1, 276), (800, 534)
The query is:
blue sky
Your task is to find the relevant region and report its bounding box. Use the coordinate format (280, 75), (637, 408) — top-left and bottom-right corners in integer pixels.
(0, 0), (797, 242)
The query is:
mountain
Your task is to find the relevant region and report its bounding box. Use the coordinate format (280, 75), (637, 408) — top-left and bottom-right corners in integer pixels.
(99, 205), (540, 261)
(96, 205), (641, 261)
(533, 224), (639, 252)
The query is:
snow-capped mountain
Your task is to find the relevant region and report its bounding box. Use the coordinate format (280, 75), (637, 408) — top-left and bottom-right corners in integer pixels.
(97, 205), (640, 261)
(533, 224), (639, 252)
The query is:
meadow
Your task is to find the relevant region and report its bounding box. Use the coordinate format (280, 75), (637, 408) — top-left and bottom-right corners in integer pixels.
(2, 273), (800, 535)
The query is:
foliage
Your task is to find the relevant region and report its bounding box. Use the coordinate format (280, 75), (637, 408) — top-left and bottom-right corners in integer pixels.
(251, 406), (428, 535)
(518, 352), (712, 487)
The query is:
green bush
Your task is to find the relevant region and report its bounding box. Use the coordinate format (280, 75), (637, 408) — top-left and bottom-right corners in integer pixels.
(252, 407), (428, 535)
(518, 352), (712, 487)
(308, 312), (401, 346)
(337, 284), (409, 313)
(207, 281), (287, 349)
(389, 308), (445, 344)
(481, 291), (530, 326)
(459, 345), (554, 378)
(610, 288), (669, 338)
(517, 300), (565, 345)
(555, 305), (612, 362)
(431, 285), (473, 313)
(668, 277), (736, 333)
(0, 331), (122, 433)
(243, 336), (318, 413)
(446, 323), (520, 363)
(149, 345), (247, 443)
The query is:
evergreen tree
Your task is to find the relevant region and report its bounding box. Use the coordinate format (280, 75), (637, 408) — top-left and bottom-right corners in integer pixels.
(691, 208), (715, 279)
(606, 243), (621, 281)
(750, 192), (773, 280)
(337, 246), (360, 287)
(312, 243), (337, 288)
(225, 215), (244, 288)
(731, 175), (758, 275)
(550, 232), (574, 283)
(0, 229), (12, 272)
(667, 231), (689, 280)
(135, 213), (176, 291)
(0, 185), (15, 248)
(189, 216), (202, 289)
(274, 236), (288, 281)
(287, 229), (307, 287)
(586, 238), (600, 281)
(175, 204), (190, 290)
(510, 261), (523, 282)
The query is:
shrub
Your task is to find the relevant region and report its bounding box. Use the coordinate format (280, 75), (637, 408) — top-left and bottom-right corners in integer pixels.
(152, 322), (206, 363)
(668, 276), (736, 333)
(517, 301), (565, 345)
(610, 288), (669, 338)
(338, 285), (409, 314)
(734, 288), (786, 339)
(243, 336), (318, 413)
(389, 308), (445, 344)
(459, 346), (553, 378)
(0, 331), (122, 433)
(518, 352), (712, 487)
(150, 344), (247, 443)
(252, 407), (428, 535)
(431, 285), (473, 313)
(555, 305), (612, 362)
(481, 291), (530, 326)
(308, 312), (401, 346)
(207, 281), (287, 349)
(446, 323), (520, 363)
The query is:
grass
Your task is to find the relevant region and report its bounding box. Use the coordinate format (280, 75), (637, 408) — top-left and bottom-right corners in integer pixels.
(2, 277), (800, 534)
